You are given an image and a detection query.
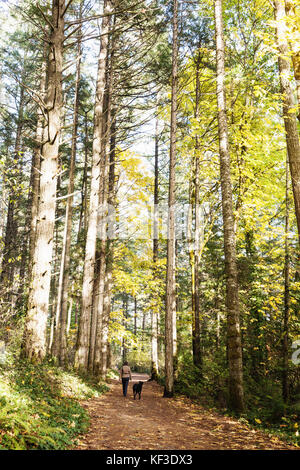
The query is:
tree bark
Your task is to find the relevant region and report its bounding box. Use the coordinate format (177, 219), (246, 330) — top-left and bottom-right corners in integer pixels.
(75, 0), (113, 371)
(28, 44), (47, 281)
(151, 118), (159, 381)
(284, 0), (300, 120)
(77, 110), (89, 241)
(164, 0), (178, 398)
(91, 16), (115, 376)
(275, 0), (300, 250)
(214, 0), (244, 412)
(97, 104), (117, 379)
(283, 153), (290, 402)
(22, 0), (65, 362)
(99, 241), (113, 379)
(191, 52), (202, 371)
(56, 4), (83, 366)
(134, 297), (137, 336)
(0, 78), (25, 288)
(93, 71), (112, 375)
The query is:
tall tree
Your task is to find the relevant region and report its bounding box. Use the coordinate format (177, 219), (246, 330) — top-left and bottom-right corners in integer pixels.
(94, 17), (115, 376)
(274, 0), (300, 250)
(99, 117), (117, 379)
(283, 153), (290, 402)
(28, 44), (47, 281)
(75, 0), (113, 371)
(54, 1), (83, 366)
(284, 0), (300, 117)
(164, 0), (178, 398)
(0, 60), (26, 290)
(190, 47), (203, 372)
(214, 0), (244, 412)
(151, 117), (159, 381)
(22, 0), (65, 362)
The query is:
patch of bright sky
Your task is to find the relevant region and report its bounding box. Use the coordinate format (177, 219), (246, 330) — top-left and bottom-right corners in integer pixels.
(72, 1), (157, 174)
(0, 0), (159, 181)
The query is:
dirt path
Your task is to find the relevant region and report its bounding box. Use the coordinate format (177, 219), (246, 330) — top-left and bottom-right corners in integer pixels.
(74, 373), (298, 450)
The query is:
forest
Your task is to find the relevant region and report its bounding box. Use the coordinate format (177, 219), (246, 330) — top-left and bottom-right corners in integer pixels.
(0, 0), (300, 452)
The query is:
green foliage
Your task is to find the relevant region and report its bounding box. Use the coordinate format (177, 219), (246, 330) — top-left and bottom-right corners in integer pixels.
(174, 360), (204, 399)
(241, 374), (300, 446)
(126, 347), (152, 374)
(174, 348), (229, 408)
(0, 359), (108, 450)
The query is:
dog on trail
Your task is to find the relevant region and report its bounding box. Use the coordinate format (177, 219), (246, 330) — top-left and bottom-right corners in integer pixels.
(133, 381), (143, 400)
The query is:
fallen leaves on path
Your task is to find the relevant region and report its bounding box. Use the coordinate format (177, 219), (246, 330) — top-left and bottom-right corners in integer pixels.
(74, 373), (298, 450)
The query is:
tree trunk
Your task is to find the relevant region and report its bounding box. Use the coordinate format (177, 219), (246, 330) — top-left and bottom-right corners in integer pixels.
(0, 80), (25, 288)
(164, 0), (178, 398)
(284, 0), (300, 120)
(28, 44), (47, 281)
(99, 242), (113, 379)
(214, 0), (244, 413)
(190, 162), (203, 371)
(151, 118), (159, 381)
(283, 153), (290, 402)
(93, 12), (116, 377)
(191, 53), (202, 371)
(134, 297), (137, 336)
(48, 215), (61, 353)
(75, 0), (113, 371)
(77, 110), (89, 241)
(106, 342), (112, 370)
(88, 249), (101, 371)
(97, 104), (116, 379)
(56, 5), (83, 366)
(22, 0), (65, 362)
(275, 0), (300, 250)
(121, 296), (128, 362)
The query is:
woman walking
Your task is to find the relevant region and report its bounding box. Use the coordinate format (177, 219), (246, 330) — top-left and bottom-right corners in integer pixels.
(119, 361), (132, 397)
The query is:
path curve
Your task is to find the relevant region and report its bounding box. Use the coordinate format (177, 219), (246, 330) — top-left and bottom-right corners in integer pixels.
(74, 374), (298, 450)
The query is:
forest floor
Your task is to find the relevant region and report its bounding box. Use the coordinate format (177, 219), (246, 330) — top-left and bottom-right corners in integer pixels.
(74, 373), (298, 450)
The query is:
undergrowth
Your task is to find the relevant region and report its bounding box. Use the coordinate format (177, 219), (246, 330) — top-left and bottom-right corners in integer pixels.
(0, 358), (109, 450)
(172, 354), (300, 447)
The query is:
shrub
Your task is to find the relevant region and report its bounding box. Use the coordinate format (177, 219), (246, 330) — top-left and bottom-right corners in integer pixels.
(0, 359), (108, 450)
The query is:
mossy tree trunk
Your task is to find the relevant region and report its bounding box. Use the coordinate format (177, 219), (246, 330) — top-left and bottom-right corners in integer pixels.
(214, 0), (244, 413)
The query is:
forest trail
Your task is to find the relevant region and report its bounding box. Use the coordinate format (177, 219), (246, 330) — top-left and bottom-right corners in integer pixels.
(74, 373), (298, 450)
